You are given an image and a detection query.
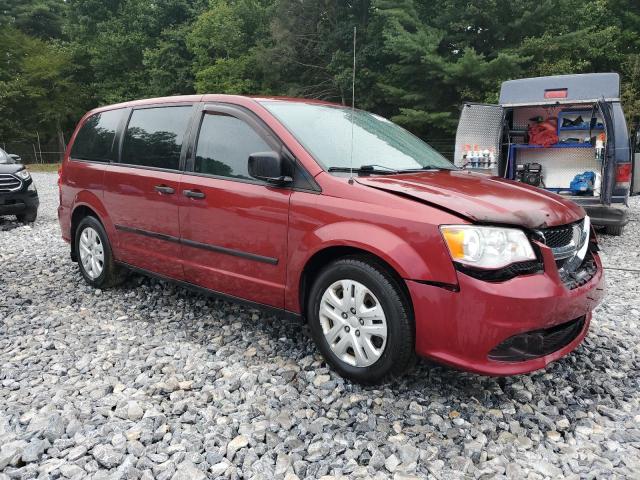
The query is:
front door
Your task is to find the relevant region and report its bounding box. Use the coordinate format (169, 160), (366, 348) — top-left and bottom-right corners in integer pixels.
(179, 105), (291, 308)
(103, 104), (195, 280)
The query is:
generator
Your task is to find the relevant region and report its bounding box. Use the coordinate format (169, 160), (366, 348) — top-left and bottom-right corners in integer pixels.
(515, 163), (543, 187)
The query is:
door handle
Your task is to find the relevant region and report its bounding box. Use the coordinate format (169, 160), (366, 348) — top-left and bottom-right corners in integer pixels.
(154, 184), (175, 194)
(183, 189), (206, 199)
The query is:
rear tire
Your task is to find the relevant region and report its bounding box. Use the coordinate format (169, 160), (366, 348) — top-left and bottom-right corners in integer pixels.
(604, 224), (624, 236)
(75, 216), (127, 288)
(307, 256), (415, 384)
(16, 209), (37, 223)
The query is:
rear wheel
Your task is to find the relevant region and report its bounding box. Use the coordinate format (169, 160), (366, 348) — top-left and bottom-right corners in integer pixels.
(75, 216), (126, 288)
(307, 256), (415, 384)
(605, 224), (624, 236)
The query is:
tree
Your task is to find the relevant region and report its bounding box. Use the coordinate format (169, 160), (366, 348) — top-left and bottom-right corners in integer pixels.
(0, 27), (81, 146)
(373, 0), (524, 136)
(187, 0), (274, 94)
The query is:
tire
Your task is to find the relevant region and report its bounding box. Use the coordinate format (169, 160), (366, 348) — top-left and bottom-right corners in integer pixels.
(307, 256), (415, 384)
(75, 216), (127, 288)
(16, 209), (37, 223)
(605, 224), (624, 236)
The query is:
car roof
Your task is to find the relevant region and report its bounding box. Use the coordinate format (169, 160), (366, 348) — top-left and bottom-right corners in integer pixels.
(87, 95), (344, 116)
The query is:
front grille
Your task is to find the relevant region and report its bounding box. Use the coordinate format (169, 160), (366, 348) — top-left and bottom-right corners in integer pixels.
(0, 174), (21, 192)
(488, 316), (586, 362)
(538, 220), (583, 249)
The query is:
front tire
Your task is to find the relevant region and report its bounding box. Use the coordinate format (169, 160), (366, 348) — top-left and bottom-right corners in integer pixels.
(75, 216), (126, 288)
(307, 256), (415, 384)
(16, 208), (37, 223)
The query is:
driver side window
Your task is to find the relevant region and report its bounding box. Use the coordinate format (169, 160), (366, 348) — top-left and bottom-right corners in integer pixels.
(194, 113), (271, 180)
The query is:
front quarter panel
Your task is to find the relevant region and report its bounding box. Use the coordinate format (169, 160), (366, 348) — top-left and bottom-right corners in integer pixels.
(285, 186), (461, 313)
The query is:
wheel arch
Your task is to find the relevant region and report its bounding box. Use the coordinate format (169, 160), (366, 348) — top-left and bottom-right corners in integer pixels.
(288, 220), (457, 315)
(298, 245), (414, 323)
(69, 194), (113, 261)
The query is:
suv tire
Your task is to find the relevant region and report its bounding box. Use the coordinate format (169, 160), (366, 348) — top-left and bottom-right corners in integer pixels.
(75, 216), (127, 288)
(605, 224), (624, 236)
(307, 256), (415, 384)
(16, 209), (37, 224)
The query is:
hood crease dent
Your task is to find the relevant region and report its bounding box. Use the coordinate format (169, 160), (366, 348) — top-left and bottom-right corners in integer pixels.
(355, 171), (585, 229)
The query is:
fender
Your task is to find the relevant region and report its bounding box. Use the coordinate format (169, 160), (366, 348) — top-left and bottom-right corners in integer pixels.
(285, 220), (458, 313)
(70, 191), (120, 256)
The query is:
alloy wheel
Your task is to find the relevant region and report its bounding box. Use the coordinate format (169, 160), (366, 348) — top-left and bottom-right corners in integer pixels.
(78, 226), (104, 280)
(319, 279), (388, 367)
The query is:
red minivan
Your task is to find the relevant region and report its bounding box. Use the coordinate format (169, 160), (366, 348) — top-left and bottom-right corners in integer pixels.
(58, 95), (605, 383)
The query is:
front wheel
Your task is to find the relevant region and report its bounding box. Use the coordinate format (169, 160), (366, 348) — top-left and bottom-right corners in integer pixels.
(307, 256), (415, 384)
(75, 216), (126, 288)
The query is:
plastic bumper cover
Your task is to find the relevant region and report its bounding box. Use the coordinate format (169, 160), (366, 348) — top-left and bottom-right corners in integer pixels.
(408, 251), (605, 376)
(0, 191), (39, 215)
(581, 204), (628, 227)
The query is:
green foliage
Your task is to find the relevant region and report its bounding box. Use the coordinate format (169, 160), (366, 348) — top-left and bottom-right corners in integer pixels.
(186, 0), (273, 93)
(1, 0), (639, 146)
(0, 27), (81, 142)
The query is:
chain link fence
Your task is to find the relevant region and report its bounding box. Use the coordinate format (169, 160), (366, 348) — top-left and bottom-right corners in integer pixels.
(1, 141), (63, 164)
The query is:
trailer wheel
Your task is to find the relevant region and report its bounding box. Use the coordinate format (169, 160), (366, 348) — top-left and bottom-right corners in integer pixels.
(605, 224), (625, 236)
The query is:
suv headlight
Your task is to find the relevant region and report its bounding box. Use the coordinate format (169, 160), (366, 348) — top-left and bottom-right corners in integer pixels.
(440, 225), (536, 269)
(15, 169), (31, 181)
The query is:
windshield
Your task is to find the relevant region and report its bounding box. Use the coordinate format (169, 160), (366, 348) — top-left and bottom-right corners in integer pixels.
(0, 148), (12, 164)
(260, 101), (455, 172)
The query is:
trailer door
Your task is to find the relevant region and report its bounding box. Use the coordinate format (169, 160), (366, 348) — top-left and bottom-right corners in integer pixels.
(632, 125), (640, 195)
(598, 100), (616, 204)
(454, 103), (504, 175)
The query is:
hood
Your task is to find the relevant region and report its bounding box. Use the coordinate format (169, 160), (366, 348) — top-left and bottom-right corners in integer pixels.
(0, 163), (24, 175)
(355, 170), (584, 229)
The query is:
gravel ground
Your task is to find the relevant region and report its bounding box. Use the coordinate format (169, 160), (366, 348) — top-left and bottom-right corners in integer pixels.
(1, 172), (639, 480)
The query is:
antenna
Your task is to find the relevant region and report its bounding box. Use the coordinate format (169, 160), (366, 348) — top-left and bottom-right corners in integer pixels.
(349, 26), (357, 185)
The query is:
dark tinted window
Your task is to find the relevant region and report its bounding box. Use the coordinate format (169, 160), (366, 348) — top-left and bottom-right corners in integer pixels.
(71, 109), (122, 162)
(194, 114), (271, 179)
(121, 106), (192, 170)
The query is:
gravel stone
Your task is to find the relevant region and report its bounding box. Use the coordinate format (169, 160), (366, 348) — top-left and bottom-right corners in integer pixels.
(226, 435), (249, 460)
(92, 444), (123, 469)
(66, 445), (87, 461)
(171, 461), (205, 480)
(1, 172), (639, 479)
(20, 440), (46, 463)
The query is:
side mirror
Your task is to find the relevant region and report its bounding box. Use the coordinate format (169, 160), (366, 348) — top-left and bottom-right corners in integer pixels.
(248, 151), (292, 185)
(8, 154), (21, 163)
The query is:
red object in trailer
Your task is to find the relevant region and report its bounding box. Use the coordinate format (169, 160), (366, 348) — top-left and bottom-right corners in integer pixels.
(58, 95), (605, 384)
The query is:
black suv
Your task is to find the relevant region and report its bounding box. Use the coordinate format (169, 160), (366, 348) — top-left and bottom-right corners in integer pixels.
(0, 148), (39, 223)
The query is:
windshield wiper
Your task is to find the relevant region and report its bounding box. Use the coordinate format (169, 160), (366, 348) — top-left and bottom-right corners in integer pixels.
(397, 165), (456, 173)
(328, 164), (399, 174)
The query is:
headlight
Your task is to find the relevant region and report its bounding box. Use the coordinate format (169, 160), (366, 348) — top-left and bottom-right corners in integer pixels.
(15, 169), (31, 181)
(440, 225), (536, 269)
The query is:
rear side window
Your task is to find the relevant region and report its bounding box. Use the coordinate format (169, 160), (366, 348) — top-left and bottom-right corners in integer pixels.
(121, 106), (192, 170)
(194, 114), (271, 180)
(71, 109), (122, 162)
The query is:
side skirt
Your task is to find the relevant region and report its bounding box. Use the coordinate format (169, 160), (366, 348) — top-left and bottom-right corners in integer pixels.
(116, 261), (304, 324)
